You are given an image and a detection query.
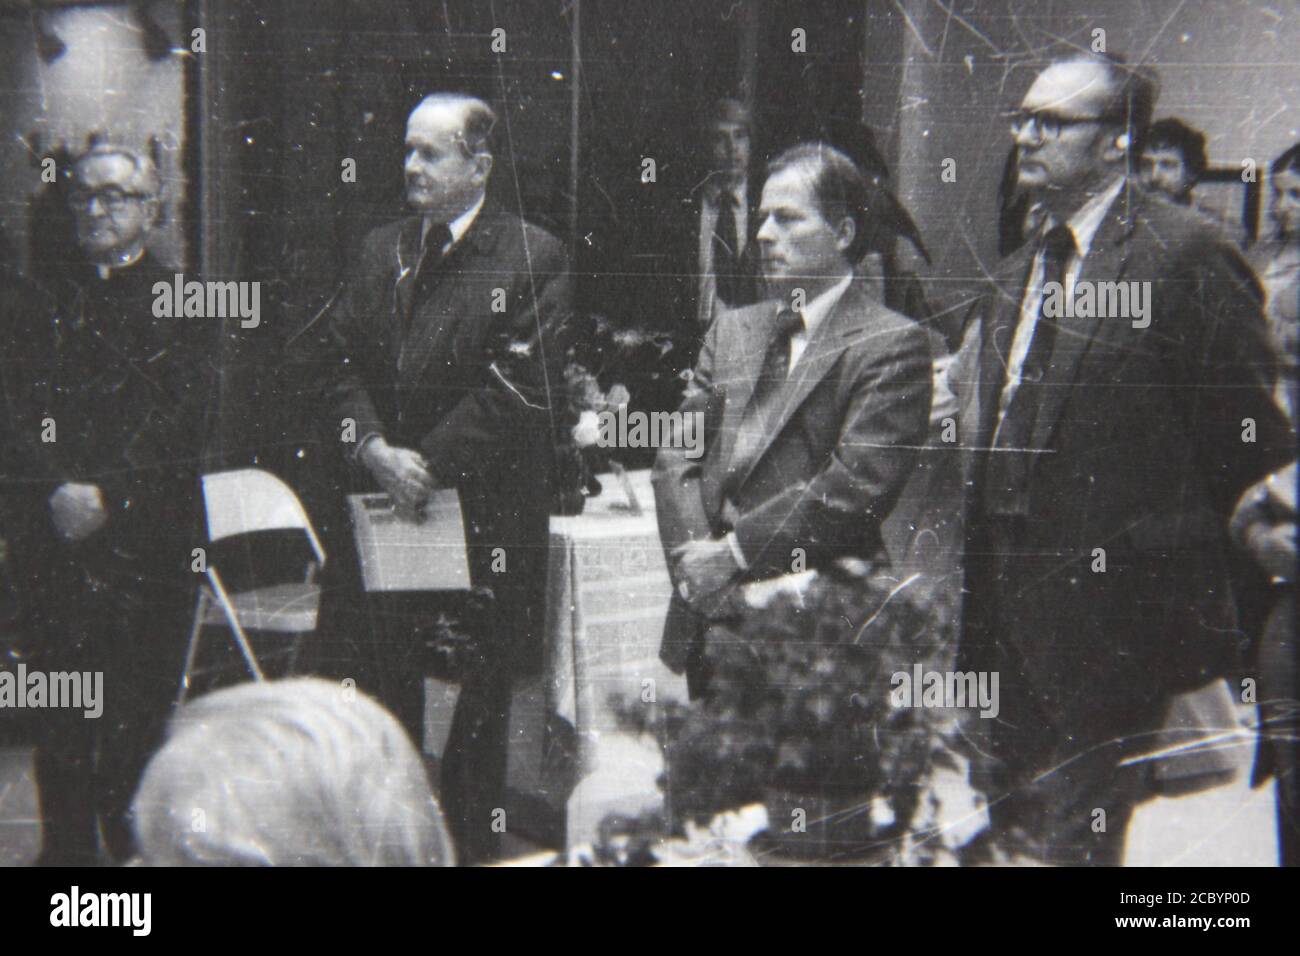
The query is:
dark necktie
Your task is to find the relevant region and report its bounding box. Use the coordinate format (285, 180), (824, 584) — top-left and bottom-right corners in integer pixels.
(983, 223), (1076, 514)
(748, 306), (805, 415)
(416, 222), (453, 281)
(402, 221), (453, 325)
(712, 190), (742, 305)
(725, 306), (805, 499)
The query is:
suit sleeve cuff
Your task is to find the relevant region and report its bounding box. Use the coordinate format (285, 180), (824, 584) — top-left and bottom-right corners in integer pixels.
(353, 431), (383, 465)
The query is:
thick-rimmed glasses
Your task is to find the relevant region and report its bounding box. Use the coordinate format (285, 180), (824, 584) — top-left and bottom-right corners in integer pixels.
(68, 186), (150, 213)
(1006, 109), (1108, 141)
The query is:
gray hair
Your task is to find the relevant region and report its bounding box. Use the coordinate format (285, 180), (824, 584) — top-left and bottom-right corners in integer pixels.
(132, 678), (455, 866)
(73, 143), (162, 198)
(413, 92), (497, 160)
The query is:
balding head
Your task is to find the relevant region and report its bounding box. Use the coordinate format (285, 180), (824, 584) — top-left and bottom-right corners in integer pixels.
(1013, 53), (1158, 214)
(404, 93), (496, 221)
(69, 144), (162, 264)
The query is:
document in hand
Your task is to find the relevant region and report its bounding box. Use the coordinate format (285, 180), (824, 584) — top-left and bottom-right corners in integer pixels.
(347, 490), (472, 592)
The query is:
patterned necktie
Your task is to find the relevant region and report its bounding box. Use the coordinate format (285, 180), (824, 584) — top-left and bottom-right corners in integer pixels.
(984, 223), (1076, 514)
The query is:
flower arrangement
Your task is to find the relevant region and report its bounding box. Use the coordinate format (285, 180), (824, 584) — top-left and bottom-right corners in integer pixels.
(553, 315), (682, 514)
(608, 560), (990, 865)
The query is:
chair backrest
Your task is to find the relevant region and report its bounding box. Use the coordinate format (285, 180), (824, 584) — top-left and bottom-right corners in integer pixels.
(201, 468), (326, 564)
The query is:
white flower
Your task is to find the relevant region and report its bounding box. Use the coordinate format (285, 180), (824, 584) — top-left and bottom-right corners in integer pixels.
(572, 409), (601, 447)
(869, 795), (896, 829)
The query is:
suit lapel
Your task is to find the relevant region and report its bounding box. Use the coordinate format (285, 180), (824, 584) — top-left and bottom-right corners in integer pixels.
(730, 280), (866, 491)
(975, 244), (1036, 450)
(713, 301), (779, 486)
(392, 216), (424, 330)
(1026, 193), (1139, 458)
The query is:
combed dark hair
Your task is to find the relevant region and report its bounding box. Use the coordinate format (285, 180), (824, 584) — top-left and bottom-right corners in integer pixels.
(765, 142), (929, 265)
(1272, 142), (1300, 177)
(701, 97), (751, 135)
(416, 92), (497, 159)
(1142, 118), (1208, 179)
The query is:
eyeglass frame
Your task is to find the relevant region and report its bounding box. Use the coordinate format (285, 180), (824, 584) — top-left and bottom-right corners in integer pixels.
(1005, 108), (1119, 142)
(67, 185), (154, 213)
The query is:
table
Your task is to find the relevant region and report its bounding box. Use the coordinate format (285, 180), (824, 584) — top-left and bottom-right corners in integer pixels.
(544, 469), (689, 845)
(541, 444), (970, 848)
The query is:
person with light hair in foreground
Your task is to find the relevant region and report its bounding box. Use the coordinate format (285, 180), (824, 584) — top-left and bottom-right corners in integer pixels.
(131, 678), (455, 866)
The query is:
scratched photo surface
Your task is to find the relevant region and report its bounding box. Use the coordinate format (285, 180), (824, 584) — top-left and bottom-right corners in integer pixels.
(0, 0), (1296, 872)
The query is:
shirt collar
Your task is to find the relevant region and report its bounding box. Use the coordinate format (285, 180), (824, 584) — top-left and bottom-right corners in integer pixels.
(1057, 175), (1125, 261)
(707, 176), (747, 207)
(423, 192), (486, 249)
(795, 272), (853, 338)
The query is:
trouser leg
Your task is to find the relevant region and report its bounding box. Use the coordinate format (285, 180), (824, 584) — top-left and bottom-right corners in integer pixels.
(95, 575), (193, 863)
(31, 576), (107, 866)
(33, 698), (99, 865)
(441, 656), (512, 865)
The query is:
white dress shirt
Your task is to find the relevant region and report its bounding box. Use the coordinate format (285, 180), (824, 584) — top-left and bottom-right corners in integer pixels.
(787, 272), (853, 372)
(422, 192), (486, 256)
(995, 176), (1124, 427)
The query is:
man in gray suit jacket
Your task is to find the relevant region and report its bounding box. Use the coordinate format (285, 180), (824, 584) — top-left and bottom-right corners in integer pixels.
(653, 143), (933, 697)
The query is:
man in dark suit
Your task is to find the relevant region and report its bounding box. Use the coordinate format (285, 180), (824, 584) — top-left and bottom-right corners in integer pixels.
(0, 144), (206, 864)
(686, 98), (765, 327)
(316, 92), (571, 863)
(950, 54), (1292, 864)
(653, 143), (933, 698)
(635, 100), (764, 352)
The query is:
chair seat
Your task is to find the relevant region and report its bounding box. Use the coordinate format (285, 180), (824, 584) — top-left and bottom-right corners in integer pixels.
(201, 583), (321, 634)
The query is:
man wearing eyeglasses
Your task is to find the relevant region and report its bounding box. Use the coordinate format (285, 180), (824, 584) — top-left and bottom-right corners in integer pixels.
(0, 144), (206, 864)
(949, 54), (1291, 865)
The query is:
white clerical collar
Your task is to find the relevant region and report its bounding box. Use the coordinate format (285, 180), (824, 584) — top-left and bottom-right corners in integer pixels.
(423, 192), (485, 251)
(797, 272), (854, 338)
(95, 246), (146, 280)
(1058, 175), (1125, 262)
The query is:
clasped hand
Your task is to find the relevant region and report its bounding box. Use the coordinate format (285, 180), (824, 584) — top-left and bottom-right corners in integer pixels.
(670, 537), (741, 609)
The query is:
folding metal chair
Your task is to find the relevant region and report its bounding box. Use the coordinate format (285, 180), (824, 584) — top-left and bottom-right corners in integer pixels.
(177, 468), (326, 704)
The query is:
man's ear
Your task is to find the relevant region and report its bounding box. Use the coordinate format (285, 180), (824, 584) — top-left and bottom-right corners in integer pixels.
(142, 194), (162, 231)
(1100, 129), (1130, 164)
(474, 154), (494, 185)
(835, 216), (857, 253)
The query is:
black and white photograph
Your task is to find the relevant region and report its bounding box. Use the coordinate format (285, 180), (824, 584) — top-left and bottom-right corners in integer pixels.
(0, 0), (1296, 917)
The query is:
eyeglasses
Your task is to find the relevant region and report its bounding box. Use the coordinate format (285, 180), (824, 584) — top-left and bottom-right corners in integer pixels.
(68, 186), (150, 212)
(1006, 109), (1110, 140)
